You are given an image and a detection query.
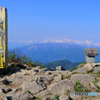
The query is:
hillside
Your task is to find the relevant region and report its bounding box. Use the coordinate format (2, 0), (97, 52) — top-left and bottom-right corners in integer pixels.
(43, 60), (81, 70)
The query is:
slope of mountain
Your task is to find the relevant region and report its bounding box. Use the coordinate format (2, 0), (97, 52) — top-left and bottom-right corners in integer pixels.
(14, 43), (100, 65)
(43, 60), (82, 70)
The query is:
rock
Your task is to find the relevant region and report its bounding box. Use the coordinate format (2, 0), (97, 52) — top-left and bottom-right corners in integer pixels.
(70, 74), (95, 85)
(46, 75), (54, 83)
(21, 81), (47, 94)
(44, 71), (52, 75)
(43, 95), (55, 100)
(59, 95), (69, 100)
(56, 66), (65, 71)
(84, 63), (93, 71)
(89, 82), (98, 90)
(0, 78), (9, 85)
(91, 63), (100, 67)
(54, 74), (62, 82)
(6, 92), (34, 100)
(38, 76), (51, 85)
(0, 88), (3, 93)
(38, 70), (45, 75)
(93, 67), (100, 73)
(22, 75), (39, 82)
(0, 93), (7, 100)
(97, 81), (100, 87)
(8, 75), (25, 84)
(74, 67), (86, 73)
(48, 79), (74, 95)
(34, 90), (50, 98)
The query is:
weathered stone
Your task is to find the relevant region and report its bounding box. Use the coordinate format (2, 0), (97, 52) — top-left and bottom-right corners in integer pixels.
(34, 90), (50, 98)
(89, 82), (98, 90)
(59, 95), (69, 100)
(84, 63), (93, 71)
(43, 95), (55, 100)
(38, 76), (50, 85)
(48, 79), (74, 95)
(0, 93), (7, 100)
(21, 81), (47, 94)
(0, 78), (9, 85)
(93, 67), (100, 73)
(97, 81), (100, 87)
(74, 67), (86, 73)
(54, 74), (62, 82)
(70, 74), (95, 85)
(6, 92), (34, 100)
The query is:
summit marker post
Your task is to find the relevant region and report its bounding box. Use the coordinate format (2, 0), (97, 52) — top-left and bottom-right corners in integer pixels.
(0, 7), (8, 68)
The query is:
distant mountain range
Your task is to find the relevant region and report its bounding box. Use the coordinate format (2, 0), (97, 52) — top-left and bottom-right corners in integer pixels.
(10, 42), (100, 65)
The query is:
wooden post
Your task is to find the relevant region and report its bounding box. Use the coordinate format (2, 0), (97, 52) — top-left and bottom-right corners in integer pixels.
(0, 7), (8, 68)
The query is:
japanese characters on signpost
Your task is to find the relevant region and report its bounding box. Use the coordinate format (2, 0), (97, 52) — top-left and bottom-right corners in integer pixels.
(0, 7), (8, 68)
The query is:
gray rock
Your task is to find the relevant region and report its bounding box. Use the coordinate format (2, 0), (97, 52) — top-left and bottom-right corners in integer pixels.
(48, 79), (74, 95)
(59, 95), (69, 100)
(93, 67), (100, 73)
(38, 76), (50, 85)
(89, 82), (98, 90)
(70, 74), (95, 85)
(21, 81), (47, 94)
(6, 92), (33, 100)
(0, 93), (7, 100)
(0, 78), (9, 85)
(54, 74), (62, 82)
(74, 67), (86, 73)
(97, 81), (100, 87)
(34, 90), (50, 98)
(43, 95), (55, 100)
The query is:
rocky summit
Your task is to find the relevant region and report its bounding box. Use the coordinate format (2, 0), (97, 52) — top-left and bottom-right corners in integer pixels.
(0, 62), (100, 100)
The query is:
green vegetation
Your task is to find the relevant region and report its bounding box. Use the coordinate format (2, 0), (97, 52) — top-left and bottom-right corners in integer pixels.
(81, 61), (87, 64)
(54, 94), (60, 100)
(71, 72), (77, 75)
(74, 80), (90, 92)
(92, 79), (99, 83)
(65, 75), (71, 79)
(43, 60), (81, 70)
(87, 69), (93, 73)
(53, 74), (58, 76)
(7, 48), (44, 68)
(27, 90), (30, 93)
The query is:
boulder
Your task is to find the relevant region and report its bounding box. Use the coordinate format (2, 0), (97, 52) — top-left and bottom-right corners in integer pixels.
(84, 63), (93, 71)
(93, 67), (100, 73)
(48, 79), (74, 95)
(6, 92), (34, 100)
(21, 81), (47, 94)
(70, 74), (95, 85)
(74, 67), (86, 73)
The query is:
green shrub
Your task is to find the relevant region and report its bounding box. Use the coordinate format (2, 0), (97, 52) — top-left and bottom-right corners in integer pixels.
(54, 94), (60, 100)
(27, 90), (30, 93)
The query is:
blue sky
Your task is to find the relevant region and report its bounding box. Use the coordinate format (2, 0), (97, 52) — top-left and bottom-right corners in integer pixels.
(0, 0), (100, 49)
